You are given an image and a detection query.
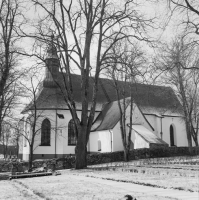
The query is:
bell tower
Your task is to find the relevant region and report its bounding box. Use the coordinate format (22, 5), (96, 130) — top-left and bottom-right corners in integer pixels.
(43, 34), (59, 87)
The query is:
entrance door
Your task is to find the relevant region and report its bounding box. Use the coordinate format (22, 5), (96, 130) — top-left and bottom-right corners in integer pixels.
(170, 125), (175, 146)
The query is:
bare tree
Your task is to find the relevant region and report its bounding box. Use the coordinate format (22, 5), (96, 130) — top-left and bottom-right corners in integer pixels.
(0, 120), (21, 159)
(21, 0), (154, 169)
(106, 42), (147, 161)
(185, 69), (199, 146)
(168, 0), (199, 36)
(0, 0), (24, 139)
(155, 36), (199, 146)
(10, 122), (21, 159)
(18, 73), (45, 171)
(1, 122), (12, 158)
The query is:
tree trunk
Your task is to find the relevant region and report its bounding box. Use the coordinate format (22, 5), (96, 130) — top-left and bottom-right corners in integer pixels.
(17, 139), (19, 158)
(28, 145), (33, 171)
(192, 135), (198, 146)
(3, 141), (8, 159)
(194, 139), (198, 146)
(0, 121), (2, 143)
(75, 126), (87, 169)
(185, 122), (192, 147)
(5, 145), (8, 159)
(3, 144), (6, 159)
(176, 65), (193, 147)
(187, 134), (192, 147)
(191, 125), (198, 146)
(123, 147), (130, 162)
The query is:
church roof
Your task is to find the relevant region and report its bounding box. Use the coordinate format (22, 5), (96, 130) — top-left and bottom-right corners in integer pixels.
(22, 72), (183, 115)
(91, 99), (129, 131)
(131, 125), (168, 145)
(91, 98), (155, 132)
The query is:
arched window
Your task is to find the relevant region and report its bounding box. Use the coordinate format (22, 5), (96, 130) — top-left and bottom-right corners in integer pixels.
(170, 125), (175, 146)
(68, 119), (78, 145)
(41, 119), (51, 146)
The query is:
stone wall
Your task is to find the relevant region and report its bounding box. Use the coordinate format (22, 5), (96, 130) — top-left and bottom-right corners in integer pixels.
(149, 143), (168, 149)
(1, 146), (199, 172)
(88, 146), (199, 165)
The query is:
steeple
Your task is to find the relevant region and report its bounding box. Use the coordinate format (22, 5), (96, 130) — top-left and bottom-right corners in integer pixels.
(46, 34), (58, 60)
(43, 34), (59, 87)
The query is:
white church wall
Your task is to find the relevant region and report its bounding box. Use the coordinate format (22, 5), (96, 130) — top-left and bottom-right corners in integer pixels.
(99, 130), (112, 152)
(112, 123), (123, 152)
(56, 128), (64, 155)
(144, 115), (158, 135)
(134, 131), (150, 149)
(61, 110), (101, 155)
(33, 109), (78, 156)
(155, 117), (162, 137)
(62, 110), (82, 155)
(27, 109), (74, 159)
(22, 108), (102, 160)
(22, 143), (30, 161)
(88, 131), (99, 152)
(130, 106), (154, 132)
(144, 114), (167, 139)
(111, 104), (156, 152)
(22, 116), (31, 161)
(161, 116), (187, 147)
(33, 110), (57, 158)
(89, 130), (113, 153)
(145, 114), (187, 147)
(22, 98), (190, 160)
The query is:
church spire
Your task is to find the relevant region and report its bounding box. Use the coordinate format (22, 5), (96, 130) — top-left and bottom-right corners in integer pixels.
(43, 34), (59, 87)
(46, 34), (58, 59)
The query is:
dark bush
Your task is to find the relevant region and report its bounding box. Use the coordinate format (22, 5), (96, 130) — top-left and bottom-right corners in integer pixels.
(2, 146), (199, 172)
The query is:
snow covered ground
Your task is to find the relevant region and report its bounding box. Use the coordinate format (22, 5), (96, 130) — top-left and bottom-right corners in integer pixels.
(0, 168), (198, 200)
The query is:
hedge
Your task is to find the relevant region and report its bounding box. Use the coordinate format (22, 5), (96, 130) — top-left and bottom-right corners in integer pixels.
(1, 146), (199, 172)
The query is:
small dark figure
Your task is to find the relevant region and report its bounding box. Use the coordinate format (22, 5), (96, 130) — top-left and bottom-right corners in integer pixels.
(124, 194), (137, 200)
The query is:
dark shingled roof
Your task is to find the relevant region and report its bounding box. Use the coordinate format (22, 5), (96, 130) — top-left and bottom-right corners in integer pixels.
(91, 99), (130, 131)
(22, 72), (183, 115)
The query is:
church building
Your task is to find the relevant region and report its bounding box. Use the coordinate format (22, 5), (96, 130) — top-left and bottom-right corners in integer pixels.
(19, 42), (188, 161)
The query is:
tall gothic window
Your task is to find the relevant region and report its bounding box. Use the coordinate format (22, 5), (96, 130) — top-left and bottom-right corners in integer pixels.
(41, 119), (51, 146)
(68, 119), (78, 145)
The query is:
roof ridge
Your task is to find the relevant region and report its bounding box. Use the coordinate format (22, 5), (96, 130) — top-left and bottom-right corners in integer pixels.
(55, 72), (175, 91)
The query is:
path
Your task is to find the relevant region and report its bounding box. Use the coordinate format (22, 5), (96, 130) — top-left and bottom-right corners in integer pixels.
(0, 179), (43, 200)
(70, 174), (199, 200)
(0, 172), (198, 199)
